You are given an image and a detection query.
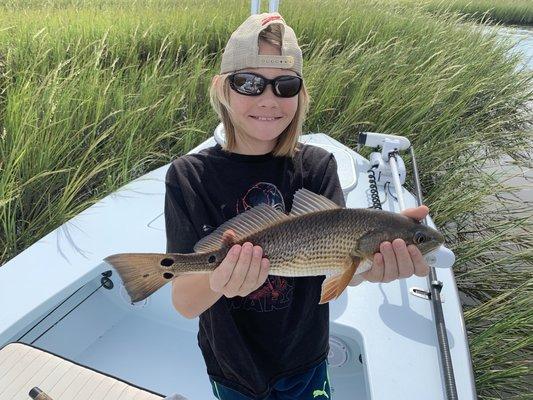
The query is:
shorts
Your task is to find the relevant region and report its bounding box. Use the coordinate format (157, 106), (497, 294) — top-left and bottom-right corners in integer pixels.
(209, 359), (331, 400)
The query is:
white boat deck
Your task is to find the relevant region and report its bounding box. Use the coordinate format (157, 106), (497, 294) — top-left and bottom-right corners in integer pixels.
(0, 134), (476, 399)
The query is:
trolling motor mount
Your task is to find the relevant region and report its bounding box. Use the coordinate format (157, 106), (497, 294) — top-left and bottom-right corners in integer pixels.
(361, 131), (409, 186)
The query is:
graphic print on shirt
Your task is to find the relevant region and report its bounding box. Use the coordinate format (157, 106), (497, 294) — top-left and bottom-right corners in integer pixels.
(235, 182), (286, 214)
(229, 182), (294, 313)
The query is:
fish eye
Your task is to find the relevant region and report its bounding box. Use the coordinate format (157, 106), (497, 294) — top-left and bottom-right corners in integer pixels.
(208, 255), (216, 263)
(414, 231), (426, 244)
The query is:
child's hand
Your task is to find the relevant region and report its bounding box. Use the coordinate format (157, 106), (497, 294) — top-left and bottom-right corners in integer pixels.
(209, 241), (270, 298)
(361, 205), (430, 283)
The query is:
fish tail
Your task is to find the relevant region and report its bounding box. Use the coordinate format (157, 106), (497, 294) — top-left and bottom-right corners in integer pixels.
(104, 253), (178, 303)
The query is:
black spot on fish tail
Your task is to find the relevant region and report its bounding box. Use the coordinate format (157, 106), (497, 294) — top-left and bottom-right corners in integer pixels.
(160, 258), (174, 267)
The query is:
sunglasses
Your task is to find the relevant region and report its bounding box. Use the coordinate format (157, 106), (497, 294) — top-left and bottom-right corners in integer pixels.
(228, 72), (303, 98)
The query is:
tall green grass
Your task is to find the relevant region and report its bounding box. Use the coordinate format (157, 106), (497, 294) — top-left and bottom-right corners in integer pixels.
(0, 0), (531, 398)
(395, 0), (533, 26)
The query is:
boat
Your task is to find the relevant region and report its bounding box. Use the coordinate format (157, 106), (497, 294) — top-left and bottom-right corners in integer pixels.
(0, 118), (477, 399)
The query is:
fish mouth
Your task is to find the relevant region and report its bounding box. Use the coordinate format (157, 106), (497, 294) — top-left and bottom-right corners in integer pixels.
(419, 239), (443, 255)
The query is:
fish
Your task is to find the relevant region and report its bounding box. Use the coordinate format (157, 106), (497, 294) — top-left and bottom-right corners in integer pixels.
(104, 188), (444, 304)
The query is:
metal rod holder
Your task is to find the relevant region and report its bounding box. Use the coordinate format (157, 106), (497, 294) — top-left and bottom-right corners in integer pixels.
(410, 147), (459, 400)
(251, 0), (279, 14)
(251, 0), (261, 14)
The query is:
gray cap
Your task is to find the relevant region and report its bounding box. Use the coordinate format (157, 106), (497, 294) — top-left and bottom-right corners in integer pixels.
(220, 12), (303, 76)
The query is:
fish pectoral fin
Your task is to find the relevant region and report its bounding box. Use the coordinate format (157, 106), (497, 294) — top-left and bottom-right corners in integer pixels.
(348, 256), (371, 286)
(354, 257), (373, 275)
(319, 256), (360, 304)
(221, 229), (237, 247)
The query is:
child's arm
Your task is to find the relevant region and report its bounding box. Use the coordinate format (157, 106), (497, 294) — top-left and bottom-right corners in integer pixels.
(171, 240), (270, 319)
(171, 274), (221, 319)
(165, 164), (270, 318)
(164, 164), (214, 318)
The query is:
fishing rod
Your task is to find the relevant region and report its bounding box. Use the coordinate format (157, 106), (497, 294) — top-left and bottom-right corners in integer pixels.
(358, 131), (458, 400)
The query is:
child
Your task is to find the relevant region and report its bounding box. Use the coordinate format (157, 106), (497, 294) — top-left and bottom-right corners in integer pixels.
(164, 12), (430, 400)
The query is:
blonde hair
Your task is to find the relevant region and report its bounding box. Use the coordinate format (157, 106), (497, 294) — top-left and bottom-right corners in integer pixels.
(209, 24), (310, 158)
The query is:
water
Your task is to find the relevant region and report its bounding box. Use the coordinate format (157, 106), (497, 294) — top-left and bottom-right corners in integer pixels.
(497, 26), (533, 70)
(456, 26), (531, 308)
(490, 26), (532, 205)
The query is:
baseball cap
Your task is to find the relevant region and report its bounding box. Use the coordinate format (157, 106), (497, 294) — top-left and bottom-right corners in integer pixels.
(220, 12), (303, 76)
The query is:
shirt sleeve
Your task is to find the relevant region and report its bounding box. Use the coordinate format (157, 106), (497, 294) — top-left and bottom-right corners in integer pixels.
(164, 163), (199, 254)
(317, 154), (346, 208)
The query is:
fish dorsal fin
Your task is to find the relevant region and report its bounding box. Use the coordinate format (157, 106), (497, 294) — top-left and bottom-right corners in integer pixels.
(289, 188), (341, 217)
(193, 204), (290, 253)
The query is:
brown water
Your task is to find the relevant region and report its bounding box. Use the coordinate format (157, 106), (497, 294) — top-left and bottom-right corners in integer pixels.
(493, 26), (532, 208)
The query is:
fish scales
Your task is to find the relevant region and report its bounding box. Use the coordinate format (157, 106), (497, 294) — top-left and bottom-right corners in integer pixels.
(104, 188), (445, 304)
(238, 209), (375, 277)
(168, 208), (414, 276)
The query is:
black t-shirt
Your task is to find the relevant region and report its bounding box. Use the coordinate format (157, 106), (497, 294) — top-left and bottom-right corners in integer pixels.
(164, 142), (345, 399)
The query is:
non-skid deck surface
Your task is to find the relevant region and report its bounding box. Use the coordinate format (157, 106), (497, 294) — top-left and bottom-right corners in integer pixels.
(0, 342), (168, 400)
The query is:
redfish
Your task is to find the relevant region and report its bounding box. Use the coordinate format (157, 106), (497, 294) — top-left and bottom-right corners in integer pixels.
(104, 188), (444, 304)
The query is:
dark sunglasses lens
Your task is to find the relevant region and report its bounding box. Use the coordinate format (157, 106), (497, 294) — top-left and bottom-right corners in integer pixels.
(274, 76), (302, 97)
(232, 73), (265, 95)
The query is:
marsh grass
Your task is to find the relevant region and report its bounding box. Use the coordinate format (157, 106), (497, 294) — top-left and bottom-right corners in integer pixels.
(394, 0), (533, 26)
(0, 0), (531, 397)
